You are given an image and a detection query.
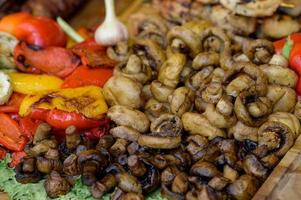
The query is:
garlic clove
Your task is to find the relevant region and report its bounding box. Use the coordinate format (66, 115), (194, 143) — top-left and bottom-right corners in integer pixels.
(95, 0), (129, 46)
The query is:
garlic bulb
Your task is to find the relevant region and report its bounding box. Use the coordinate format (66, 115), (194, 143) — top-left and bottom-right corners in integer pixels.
(95, 0), (129, 46)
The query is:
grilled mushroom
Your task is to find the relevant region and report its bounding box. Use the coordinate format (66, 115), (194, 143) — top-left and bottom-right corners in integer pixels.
(15, 157), (41, 184)
(44, 171), (70, 198)
(103, 75), (144, 109)
(138, 114), (182, 149)
(168, 87), (194, 117)
(243, 39), (275, 65)
(36, 149), (62, 174)
(116, 172), (142, 194)
(91, 174), (117, 199)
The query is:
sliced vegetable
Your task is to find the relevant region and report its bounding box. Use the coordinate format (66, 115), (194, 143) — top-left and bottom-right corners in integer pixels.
(0, 113), (27, 151)
(19, 117), (40, 139)
(62, 65), (113, 88)
(72, 38), (116, 67)
(0, 93), (24, 113)
(15, 15), (67, 47)
(45, 109), (102, 130)
(0, 32), (19, 69)
(20, 86), (108, 119)
(9, 73), (63, 95)
(10, 151), (26, 168)
(0, 147), (7, 160)
(57, 17), (84, 43)
(0, 72), (13, 105)
(14, 42), (80, 78)
(274, 33), (301, 54)
(0, 12), (31, 35)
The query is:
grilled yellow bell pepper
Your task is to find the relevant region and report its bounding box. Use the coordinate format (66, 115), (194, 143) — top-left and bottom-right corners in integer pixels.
(19, 86), (108, 119)
(9, 73), (63, 95)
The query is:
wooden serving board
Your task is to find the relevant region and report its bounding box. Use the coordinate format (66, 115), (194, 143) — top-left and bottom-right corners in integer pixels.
(253, 134), (301, 200)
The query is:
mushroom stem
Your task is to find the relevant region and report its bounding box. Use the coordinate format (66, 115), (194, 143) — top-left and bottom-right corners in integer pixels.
(128, 155), (147, 177)
(65, 126), (80, 150)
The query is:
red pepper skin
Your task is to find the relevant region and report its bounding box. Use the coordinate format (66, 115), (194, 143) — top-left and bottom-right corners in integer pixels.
(10, 151), (27, 168)
(62, 66), (113, 88)
(84, 118), (110, 140)
(72, 38), (116, 68)
(0, 113), (27, 151)
(14, 42), (80, 78)
(0, 12), (31, 35)
(274, 33), (301, 54)
(289, 43), (301, 75)
(0, 147), (7, 160)
(46, 109), (102, 130)
(30, 108), (102, 130)
(14, 16), (67, 47)
(0, 93), (24, 113)
(19, 117), (40, 139)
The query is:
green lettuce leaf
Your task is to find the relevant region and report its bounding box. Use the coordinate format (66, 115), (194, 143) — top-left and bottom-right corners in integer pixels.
(0, 154), (166, 200)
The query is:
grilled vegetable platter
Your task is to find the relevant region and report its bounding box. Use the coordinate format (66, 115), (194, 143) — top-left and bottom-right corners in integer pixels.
(1, 0), (301, 200)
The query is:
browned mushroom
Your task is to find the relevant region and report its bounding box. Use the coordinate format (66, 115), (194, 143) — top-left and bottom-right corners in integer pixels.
(186, 66), (214, 91)
(110, 139), (129, 157)
(208, 176), (230, 190)
(192, 52), (220, 70)
(186, 135), (209, 161)
(138, 114), (182, 149)
(78, 150), (109, 186)
(133, 39), (166, 70)
(227, 174), (260, 200)
(33, 123), (51, 145)
(144, 98), (170, 122)
(116, 172), (142, 194)
(114, 54), (152, 84)
(15, 157), (41, 184)
(234, 90), (272, 127)
(171, 172), (189, 194)
(27, 139), (58, 157)
(103, 75), (144, 109)
(167, 25), (201, 57)
(158, 53), (187, 88)
(36, 149), (62, 174)
(190, 161), (220, 178)
(243, 154), (268, 179)
(128, 155), (147, 177)
(168, 87), (195, 117)
(150, 80), (175, 103)
(228, 121), (258, 142)
(182, 112), (225, 139)
(63, 154), (80, 176)
(108, 105), (150, 133)
(44, 171), (71, 198)
(199, 27), (230, 53)
(91, 174), (117, 199)
(65, 125), (80, 151)
(243, 39), (275, 65)
(107, 41), (130, 62)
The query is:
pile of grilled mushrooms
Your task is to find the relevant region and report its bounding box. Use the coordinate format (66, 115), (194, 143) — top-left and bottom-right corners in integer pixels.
(149, 0), (301, 39)
(15, 9), (301, 200)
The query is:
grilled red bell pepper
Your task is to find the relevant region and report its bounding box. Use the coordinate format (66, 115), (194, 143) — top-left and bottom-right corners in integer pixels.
(0, 93), (24, 113)
(10, 151), (27, 168)
(29, 108), (102, 130)
(0, 147), (7, 160)
(62, 65), (113, 88)
(0, 12), (67, 47)
(72, 38), (116, 67)
(19, 117), (41, 139)
(0, 113), (27, 151)
(274, 34), (301, 94)
(14, 42), (80, 78)
(274, 33), (301, 54)
(84, 118), (110, 140)
(0, 12), (31, 35)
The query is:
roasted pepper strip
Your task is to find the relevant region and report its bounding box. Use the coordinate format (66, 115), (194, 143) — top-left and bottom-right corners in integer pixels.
(19, 86), (108, 119)
(0, 93), (24, 113)
(0, 113), (27, 151)
(274, 33), (301, 54)
(14, 42), (80, 78)
(10, 151), (27, 168)
(46, 109), (102, 130)
(19, 117), (40, 139)
(0, 12), (67, 47)
(0, 12), (31, 35)
(62, 65), (113, 88)
(0, 147), (7, 160)
(274, 34), (301, 94)
(9, 73), (63, 95)
(72, 38), (116, 67)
